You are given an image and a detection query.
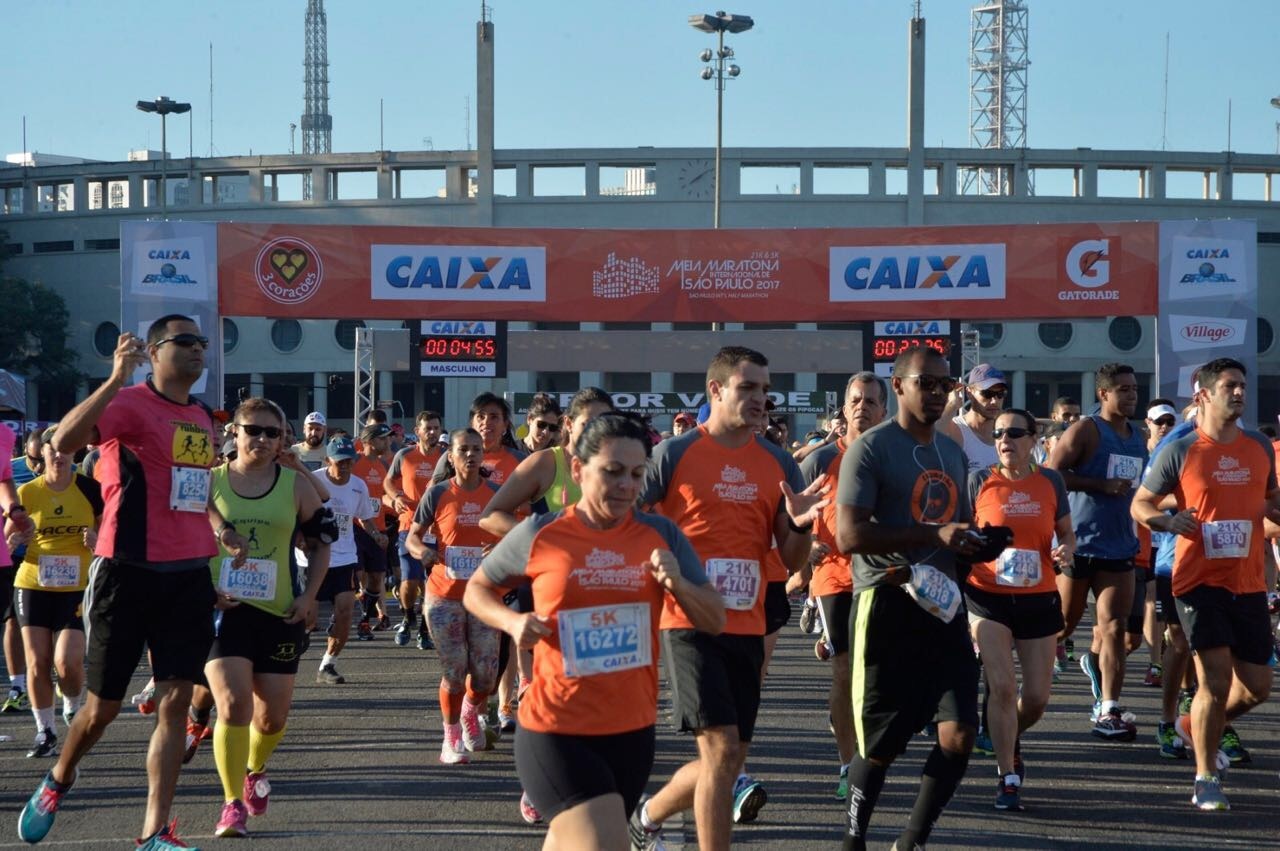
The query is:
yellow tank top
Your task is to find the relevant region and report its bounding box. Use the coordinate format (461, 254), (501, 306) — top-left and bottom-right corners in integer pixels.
(15, 474), (103, 592)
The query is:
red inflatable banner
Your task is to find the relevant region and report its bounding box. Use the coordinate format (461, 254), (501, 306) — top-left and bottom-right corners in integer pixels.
(217, 221), (1158, 322)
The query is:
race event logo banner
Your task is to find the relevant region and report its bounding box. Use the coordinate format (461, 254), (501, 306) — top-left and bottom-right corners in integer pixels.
(213, 221), (1159, 322)
(120, 221), (221, 411)
(1156, 219), (1258, 422)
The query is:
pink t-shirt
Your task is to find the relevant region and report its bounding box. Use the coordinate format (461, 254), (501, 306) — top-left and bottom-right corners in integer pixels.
(0, 425), (13, 568)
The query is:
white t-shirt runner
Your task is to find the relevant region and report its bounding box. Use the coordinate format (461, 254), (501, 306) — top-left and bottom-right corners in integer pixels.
(296, 471), (377, 568)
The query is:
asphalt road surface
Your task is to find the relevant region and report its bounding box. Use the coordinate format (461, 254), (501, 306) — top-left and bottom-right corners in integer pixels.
(1, 602), (1277, 849)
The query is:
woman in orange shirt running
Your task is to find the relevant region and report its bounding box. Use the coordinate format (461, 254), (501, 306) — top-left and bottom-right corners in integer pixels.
(965, 409), (1075, 813)
(465, 413), (724, 849)
(406, 429), (500, 764)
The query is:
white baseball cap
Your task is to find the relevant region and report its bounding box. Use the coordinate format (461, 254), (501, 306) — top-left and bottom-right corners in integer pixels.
(304, 411), (327, 427)
(1147, 404), (1177, 422)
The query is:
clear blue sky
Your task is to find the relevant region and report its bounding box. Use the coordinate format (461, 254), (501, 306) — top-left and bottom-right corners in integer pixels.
(5, 0), (1279, 161)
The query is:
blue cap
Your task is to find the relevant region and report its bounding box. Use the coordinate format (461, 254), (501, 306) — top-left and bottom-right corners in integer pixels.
(326, 436), (357, 460)
(966, 363), (1007, 390)
(696, 402), (711, 424)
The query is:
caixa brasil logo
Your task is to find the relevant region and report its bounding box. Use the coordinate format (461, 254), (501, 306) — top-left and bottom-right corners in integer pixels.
(254, 237), (324, 306)
(142, 249), (198, 284)
(828, 244), (1006, 302)
(371, 245), (547, 302)
(1179, 248), (1237, 284)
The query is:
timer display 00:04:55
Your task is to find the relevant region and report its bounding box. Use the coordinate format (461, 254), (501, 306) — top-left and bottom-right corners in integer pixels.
(419, 336), (498, 359)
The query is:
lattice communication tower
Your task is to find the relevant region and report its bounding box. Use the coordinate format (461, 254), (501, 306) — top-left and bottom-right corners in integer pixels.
(962, 0), (1029, 195)
(301, 0), (332, 157)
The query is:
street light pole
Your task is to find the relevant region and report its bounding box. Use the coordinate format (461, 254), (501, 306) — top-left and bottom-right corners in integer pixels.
(1272, 97), (1280, 155)
(136, 96), (191, 214)
(690, 11), (753, 229)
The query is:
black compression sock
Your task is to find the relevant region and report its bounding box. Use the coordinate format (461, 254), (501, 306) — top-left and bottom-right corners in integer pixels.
(842, 756), (888, 851)
(363, 592), (380, 620)
(897, 744), (970, 848)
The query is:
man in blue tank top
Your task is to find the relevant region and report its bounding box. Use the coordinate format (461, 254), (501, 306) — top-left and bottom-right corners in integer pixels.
(1047, 363), (1147, 741)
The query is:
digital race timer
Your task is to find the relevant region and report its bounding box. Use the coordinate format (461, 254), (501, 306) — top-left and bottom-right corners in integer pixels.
(864, 321), (961, 378)
(411, 321), (507, 378)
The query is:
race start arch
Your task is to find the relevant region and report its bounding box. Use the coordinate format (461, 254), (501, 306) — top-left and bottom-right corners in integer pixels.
(120, 218), (1258, 421)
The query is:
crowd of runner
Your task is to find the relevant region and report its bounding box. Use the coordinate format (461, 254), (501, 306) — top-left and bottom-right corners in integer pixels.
(1, 312), (1277, 849)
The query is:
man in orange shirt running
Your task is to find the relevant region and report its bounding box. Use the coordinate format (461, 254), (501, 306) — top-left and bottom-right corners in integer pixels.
(1132, 357), (1279, 811)
(631, 346), (828, 851)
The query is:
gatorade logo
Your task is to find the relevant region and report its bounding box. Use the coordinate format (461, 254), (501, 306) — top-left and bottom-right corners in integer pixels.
(1065, 239), (1111, 288)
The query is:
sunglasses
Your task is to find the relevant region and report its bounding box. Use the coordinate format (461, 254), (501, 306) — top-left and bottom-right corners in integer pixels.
(993, 427), (1034, 440)
(1151, 416), (1175, 427)
(903, 374), (958, 394)
(154, 333), (209, 349)
(534, 421), (562, 433)
(976, 387), (1008, 400)
(237, 424), (283, 439)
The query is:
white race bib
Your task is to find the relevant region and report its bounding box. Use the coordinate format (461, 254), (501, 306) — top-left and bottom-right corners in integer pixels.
(444, 546), (484, 581)
(1201, 520), (1251, 559)
(557, 602), (651, 678)
(37, 555), (80, 588)
(218, 557), (278, 602)
(1106, 454), (1144, 489)
(995, 548), (1042, 588)
(170, 466), (210, 513)
(705, 558), (761, 611)
(904, 563), (961, 623)
(335, 513), (353, 540)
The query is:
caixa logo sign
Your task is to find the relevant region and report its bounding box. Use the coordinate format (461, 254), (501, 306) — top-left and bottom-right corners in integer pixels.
(829, 244), (1005, 302)
(371, 245), (547, 302)
(1168, 314), (1247, 353)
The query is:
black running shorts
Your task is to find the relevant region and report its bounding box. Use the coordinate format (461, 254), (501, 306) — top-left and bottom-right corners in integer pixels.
(763, 581), (791, 635)
(1061, 555), (1133, 580)
(964, 586), (1063, 641)
(1154, 575), (1177, 624)
(316, 563), (358, 603)
(209, 602), (310, 675)
(663, 629), (764, 742)
(354, 527), (389, 575)
(1174, 586), (1272, 666)
(0, 567), (15, 622)
(516, 726), (655, 822)
(13, 587), (84, 632)
(1127, 570), (1151, 635)
(850, 584), (980, 761)
(818, 591), (853, 656)
(85, 558), (216, 702)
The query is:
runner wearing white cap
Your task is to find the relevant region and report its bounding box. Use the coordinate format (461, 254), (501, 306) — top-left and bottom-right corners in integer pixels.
(292, 412), (329, 472)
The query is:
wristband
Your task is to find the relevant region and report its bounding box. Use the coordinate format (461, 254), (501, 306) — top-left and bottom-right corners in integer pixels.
(787, 517), (813, 534)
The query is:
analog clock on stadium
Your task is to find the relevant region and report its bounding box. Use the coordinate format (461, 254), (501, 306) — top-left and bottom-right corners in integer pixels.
(676, 159), (715, 200)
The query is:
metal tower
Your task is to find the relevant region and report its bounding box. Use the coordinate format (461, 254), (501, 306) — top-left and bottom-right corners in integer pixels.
(962, 0), (1029, 195)
(301, 0), (331, 197)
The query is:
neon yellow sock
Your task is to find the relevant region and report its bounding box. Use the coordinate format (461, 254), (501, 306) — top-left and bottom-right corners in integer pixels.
(247, 725), (286, 774)
(213, 722), (251, 802)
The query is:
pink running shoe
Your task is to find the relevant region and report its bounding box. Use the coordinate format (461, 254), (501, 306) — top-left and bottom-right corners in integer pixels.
(243, 771), (271, 817)
(214, 799), (249, 838)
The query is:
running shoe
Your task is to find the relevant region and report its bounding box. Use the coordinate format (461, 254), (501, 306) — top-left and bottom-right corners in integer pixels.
(1064, 637), (1075, 661)
(356, 620), (374, 641)
(373, 615), (391, 631)
(628, 803), (666, 849)
(243, 771), (271, 816)
(731, 775), (767, 824)
(18, 769), (76, 844)
(835, 765), (849, 801)
(973, 729), (995, 756)
(994, 776), (1022, 811)
(1089, 701), (1103, 724)
(316, 663), (345, 684)
(1053, 642), (1067, 675)
(138, 819), (195, 849)
(460, 699), (485, 752)
(1079, 653), (1102, 702)
(183, 719), (212, 764)
(394, 621), (412, 647)
(498, 702), (517, 734)
(1091, 708), (1137, 741)
(440, 725), (469, 765)
(519, 791), (543, 825)
(1143, 664), (1163, 687)
(1177, 690), (1194, 717)
(417, 631), (433, 651)
(26, 727), (57, 759)
(1191, 776), (1229, 811)
(132, 679), (157, 715)
(214, 799), (249, 838)
(814, 636), (833, 661)
(2, 686), (29, 713)
(1157, 721), (1188, 759)
(1219, 726), (1251, 764)
(799, 599), (818, 634)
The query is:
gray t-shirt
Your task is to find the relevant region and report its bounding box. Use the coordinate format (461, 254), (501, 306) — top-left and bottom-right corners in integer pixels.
(835, 419), (972, 590)
(291, 442), (328, 472)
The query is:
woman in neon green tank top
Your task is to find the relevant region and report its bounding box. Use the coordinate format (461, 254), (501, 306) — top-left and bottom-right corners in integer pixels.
(203, 397), (331, 838)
